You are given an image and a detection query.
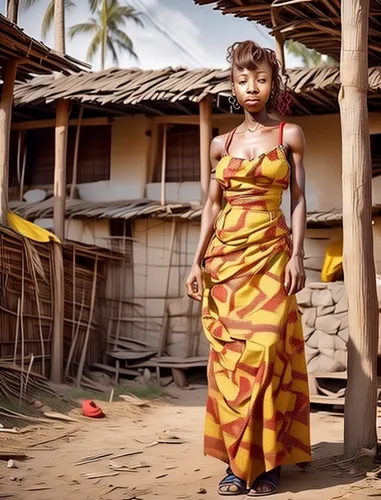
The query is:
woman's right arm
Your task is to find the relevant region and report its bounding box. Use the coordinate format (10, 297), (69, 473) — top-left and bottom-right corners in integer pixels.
(185, 136), (224, 301)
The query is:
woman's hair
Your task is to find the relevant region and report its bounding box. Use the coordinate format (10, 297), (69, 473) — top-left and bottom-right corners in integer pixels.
(227, 40), (282, 113)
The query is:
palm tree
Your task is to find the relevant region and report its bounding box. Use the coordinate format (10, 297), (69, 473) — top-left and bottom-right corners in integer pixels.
(22, 0), (75, 40)
(68, 0), (143, 70)
(6, 0), (19, 23)
(286, 40), (338, 67)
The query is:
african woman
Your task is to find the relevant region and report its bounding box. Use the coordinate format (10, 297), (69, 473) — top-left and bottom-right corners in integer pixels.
(186, 41), (311, 496)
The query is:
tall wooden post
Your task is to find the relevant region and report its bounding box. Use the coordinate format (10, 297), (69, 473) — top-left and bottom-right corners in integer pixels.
(51, 98), (69, 384)
(51, 241), (64, 383)
(53, 99), (69, 239)
(0, 60), (18, 226)
(199, 97), (213, 205)
(340, 0), (378, 458)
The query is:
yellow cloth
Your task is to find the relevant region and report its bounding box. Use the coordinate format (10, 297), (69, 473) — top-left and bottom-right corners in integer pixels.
(8, 212), (60, 243)
(202, 146), (311, 485)
(321, 240), (343, 282)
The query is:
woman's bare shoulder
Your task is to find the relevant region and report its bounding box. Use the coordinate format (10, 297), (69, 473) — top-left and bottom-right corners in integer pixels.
(283, 122), (305, 152)
(210, 133), (229, 162)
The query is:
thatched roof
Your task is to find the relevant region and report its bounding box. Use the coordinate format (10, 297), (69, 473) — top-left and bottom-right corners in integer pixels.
(0, 13), (88, 76)
(13, 67), (229, 115)
(9, 197), (372, 227)
(11, 65), (381, 117)
(194, 1), (381, 67)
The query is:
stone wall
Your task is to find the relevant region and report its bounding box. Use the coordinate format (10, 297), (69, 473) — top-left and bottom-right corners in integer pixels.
(297, 282), (348, 373)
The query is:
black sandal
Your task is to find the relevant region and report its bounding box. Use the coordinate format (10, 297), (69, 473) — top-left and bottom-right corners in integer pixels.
(218, 467), (248, 496)
(247, 467), (280, 497)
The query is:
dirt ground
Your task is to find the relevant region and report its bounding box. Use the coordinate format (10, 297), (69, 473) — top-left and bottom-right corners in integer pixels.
(1, 386), (380, 500)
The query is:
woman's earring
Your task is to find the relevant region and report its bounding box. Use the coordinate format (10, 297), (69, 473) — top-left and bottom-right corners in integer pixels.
(228, 94), (241, 112)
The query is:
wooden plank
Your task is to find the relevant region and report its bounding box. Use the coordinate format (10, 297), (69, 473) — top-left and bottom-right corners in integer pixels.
(11, 116), (112, 131)
(107, 350), (157, 360)
(69, 105), (84, 199)
(0, 59), (18, 225)
(153, 115), (200, 125)
(51, 242), (64, 384)
(310, 395), (345, 406)
(92, 362), (139, 377)
(53, 98), (69, 239)
(160, 124), (167, 206)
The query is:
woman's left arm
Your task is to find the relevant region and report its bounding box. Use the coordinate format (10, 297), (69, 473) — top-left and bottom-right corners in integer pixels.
(284, 123), (307, 295)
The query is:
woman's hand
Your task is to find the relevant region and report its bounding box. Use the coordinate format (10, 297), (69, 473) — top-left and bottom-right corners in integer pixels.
(186, 264), (203, 301)
(284, 255), (306, 295)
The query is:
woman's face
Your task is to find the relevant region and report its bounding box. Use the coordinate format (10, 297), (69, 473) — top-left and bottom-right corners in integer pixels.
(232, 61), (273, 113)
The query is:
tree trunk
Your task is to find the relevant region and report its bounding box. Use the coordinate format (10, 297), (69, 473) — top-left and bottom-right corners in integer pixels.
(54, 0), (66, 55)
(340, 0), (378, 458)
(6, 0), (19, 23)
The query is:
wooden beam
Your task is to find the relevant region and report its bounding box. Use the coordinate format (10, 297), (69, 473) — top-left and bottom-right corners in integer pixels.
(199, 97), (213, 205)
(51, 241), (64, 384)
(153, 115), (199, 125)
(53, 99), (69, 240)
(160, 124), (167, 206)
(69, 105), (83, 199)
(147, 120), (159, 184)
(11, 116), (112, 131)
(340, 0), (378, 458)
(0, 59), (18, 226)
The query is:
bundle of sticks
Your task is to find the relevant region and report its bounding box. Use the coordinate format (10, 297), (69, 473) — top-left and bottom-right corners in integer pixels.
(0, 361), (61, 405)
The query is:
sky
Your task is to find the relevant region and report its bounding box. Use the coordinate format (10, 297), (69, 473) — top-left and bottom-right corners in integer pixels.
(0, 0), (301, 71)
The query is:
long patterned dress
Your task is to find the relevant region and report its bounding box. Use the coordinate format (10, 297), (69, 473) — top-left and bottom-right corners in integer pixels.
(202, 123), (311, 486)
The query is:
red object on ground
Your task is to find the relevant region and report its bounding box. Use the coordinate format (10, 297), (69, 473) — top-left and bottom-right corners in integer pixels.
(82, 400), (105, 418)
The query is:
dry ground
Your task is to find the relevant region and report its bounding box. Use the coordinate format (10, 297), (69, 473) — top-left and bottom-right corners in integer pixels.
(0, 386), (380, 500)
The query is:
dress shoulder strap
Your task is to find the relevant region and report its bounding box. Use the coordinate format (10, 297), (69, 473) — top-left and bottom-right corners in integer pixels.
(223, 128), (237, 156)
(278, 122), (286, 146)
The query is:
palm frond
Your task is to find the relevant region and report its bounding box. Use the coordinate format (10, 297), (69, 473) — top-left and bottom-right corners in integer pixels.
(113, 38), (137, 60)
(109, 5), (143, 27)
(22, 0), (39, 9)
(107, 38), (119, 65)
(113, 28), (133, 50)
(68, 20), (98, 39)
(86, 30), (102, 62)
(89, 0), (101, 13)
(41, 0), (54, 39)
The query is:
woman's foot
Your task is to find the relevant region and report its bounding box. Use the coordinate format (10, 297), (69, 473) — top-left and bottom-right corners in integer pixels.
(247, 467), (280, 497)
(218, 467), (248, 496)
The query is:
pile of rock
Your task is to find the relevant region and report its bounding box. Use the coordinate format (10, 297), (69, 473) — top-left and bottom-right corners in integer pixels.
(297, 282), (348, 373)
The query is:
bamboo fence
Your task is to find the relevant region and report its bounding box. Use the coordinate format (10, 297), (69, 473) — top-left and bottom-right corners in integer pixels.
(0, 227), (119, 381)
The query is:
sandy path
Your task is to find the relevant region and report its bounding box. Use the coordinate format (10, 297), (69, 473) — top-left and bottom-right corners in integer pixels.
(0, 387), (380, 499)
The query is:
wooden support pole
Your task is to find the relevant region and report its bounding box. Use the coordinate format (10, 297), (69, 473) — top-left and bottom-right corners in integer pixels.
(147, 121), (159, 184)
(69, 106), (83, 200)
(51, 241), (64, 384)
(199, 97), (213, 205)
(53, 99), (69, 240)
(0, 60), (18, 226)
(160, 124), (167, 206)
(340, 0), (378, 458)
